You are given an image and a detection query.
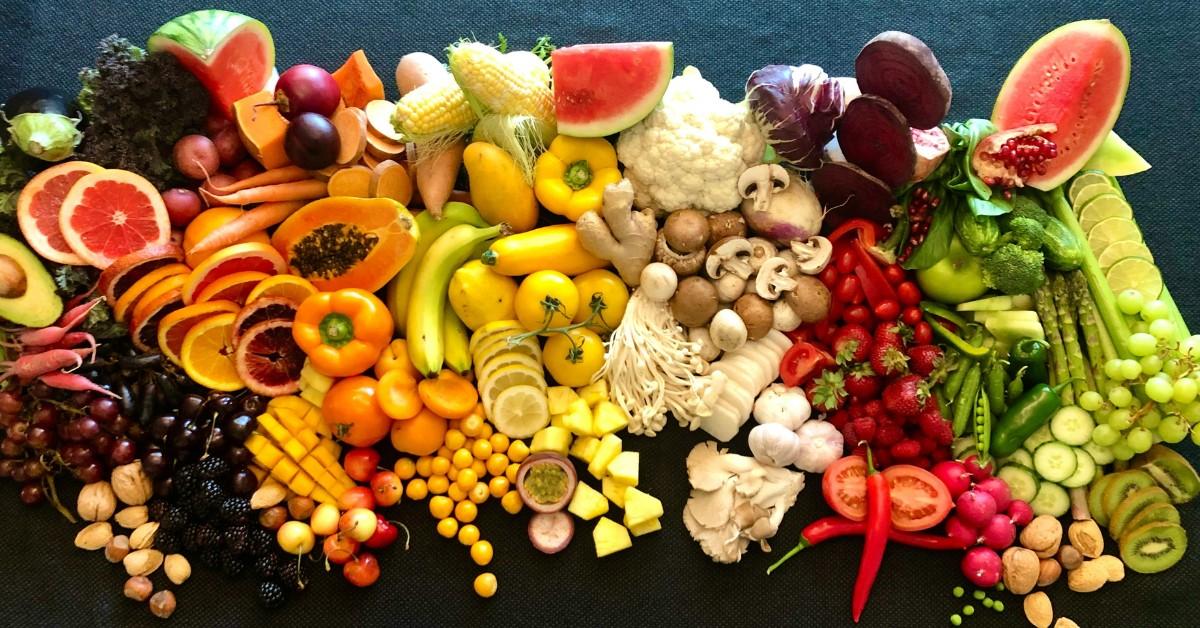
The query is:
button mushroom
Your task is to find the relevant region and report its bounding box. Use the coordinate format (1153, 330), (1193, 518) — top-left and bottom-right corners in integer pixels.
(654, 230), (706, 277)
(706, 212), (747, 246)
(714, 273), (748, 303)
(670, 276), (720, 328)
(737, 163), (789, 214)
(755, 257), (799, 300)
(733, 294), (774, 341)
(705, 237), (755, 280)
(708, 308), (748, 353)
(772, 299), (802, 332)
(664, 209), (710, 254)
(790, 236), (834, 275)
(785, 275), (832, 324)
(688, 326), (722, 362)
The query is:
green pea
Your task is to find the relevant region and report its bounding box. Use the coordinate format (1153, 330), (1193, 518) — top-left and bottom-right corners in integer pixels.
(950, 614), (963, 626)
(972, 590), (985, 600)
(983, 598), (994, 608)
(963, 605), (975, 616)
(952, 586), (965, 598)
(994, 601), (1006, 612)
(996, 583), (1005, 592)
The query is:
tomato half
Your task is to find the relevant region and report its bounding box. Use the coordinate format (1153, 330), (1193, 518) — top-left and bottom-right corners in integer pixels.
(821, 455), (868, 521)
(821, 457), (952, 531)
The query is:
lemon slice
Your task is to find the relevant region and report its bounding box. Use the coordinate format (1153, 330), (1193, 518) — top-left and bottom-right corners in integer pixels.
(476, 352), (543, 389)
(1087, 217), (1142, 257)
(1069, 171), (1119, 207)
(469, 319), (525, 355)
(480, 365), (547, 417)
(489, 385), (550, 439)
(1106, 257), (1163, 300)
(1097, 241), (1154, 271)
(1078, 193), (1133, 233)
(1072, 181), (1121, 212)
(472, 335), (541, 371)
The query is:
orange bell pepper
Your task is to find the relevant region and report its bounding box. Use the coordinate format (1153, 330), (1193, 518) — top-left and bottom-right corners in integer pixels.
(293, 288), (393, 377)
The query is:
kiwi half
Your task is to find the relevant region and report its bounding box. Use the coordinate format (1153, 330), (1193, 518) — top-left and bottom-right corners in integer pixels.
(1101, 470), (1155, 519)
(1119, 521), (1187, 574)
(1109, 486), (1170, 540)
(1143, 457), (1200, 504)
(1127, 502), (1181, 531)
(1088, 474), (1115, 527)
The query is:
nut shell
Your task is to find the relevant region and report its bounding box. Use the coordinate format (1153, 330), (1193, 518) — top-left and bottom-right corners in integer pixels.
(1023, 591), (1053, 628)
(1001, 547), (1039, 595)
(164, 554), (192, 585)
(77, 481), (117, 522)
(74, 521), (113, 551)
(1066, 560), (1107, 593)
(114, 506), (148, 530)
(111, 461), (153, 505)
(123, 548), (164, 577)
(1094, 554), (1125, 582)
(129, 522), (159, 550)
(1019, 515), (1062, 552)
(1067, 519), (1104, 558)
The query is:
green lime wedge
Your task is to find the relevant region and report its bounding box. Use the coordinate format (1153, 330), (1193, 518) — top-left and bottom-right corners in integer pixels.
(1073, 181), (1121, 212)
(1087, 217), (1142, 256)
(1097, 240), (1154, 271)
(1069, 170), (1119, 206)
(1106, 257), (1163, 300)
(1079, 193), (1133, 233)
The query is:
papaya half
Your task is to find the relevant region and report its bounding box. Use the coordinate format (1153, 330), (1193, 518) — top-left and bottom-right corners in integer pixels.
(271, 196), (419, 293)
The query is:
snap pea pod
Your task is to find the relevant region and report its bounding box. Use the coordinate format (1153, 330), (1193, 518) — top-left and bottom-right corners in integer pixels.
(974, 385), (991, 463)
(986, 358), (1007, 417)
(943, 329), (984, 401)
(953, 363), (983, 437)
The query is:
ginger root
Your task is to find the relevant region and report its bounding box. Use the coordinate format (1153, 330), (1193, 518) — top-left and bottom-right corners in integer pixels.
(576, 179), (657, 286)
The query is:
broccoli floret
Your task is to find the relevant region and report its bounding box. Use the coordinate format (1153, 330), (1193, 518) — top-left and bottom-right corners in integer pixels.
(1004, 216), (1045, 250)
(981, 243), (1046, 295)
(1008, 194), (1049, 226)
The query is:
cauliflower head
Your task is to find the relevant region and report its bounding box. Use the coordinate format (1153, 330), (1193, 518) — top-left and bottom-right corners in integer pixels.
(617, 66), (764, 213)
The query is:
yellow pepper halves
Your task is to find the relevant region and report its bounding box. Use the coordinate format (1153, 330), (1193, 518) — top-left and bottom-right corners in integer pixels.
(293, 289), (394, 378)
(534, 136), (621, 221)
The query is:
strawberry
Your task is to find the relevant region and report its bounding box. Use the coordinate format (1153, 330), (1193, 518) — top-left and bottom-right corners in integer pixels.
(882, 375), (927, 417)
(808, 370), (847, 412)
(844, 365), (881, 401)
(840, 421), (858, 447)
(831, 324), (872, 364)
(907, 344), (943, 376)
(870, 324), (909, 377)
(852, 416), (877, 443)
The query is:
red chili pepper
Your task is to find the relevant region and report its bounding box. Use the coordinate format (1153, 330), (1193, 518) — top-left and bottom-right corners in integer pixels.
(850, 240), (898, 310)
(767, 517), (964, 574)
(780, 341), (834, 388)
(853, 446), (891, 623)
(827, 219), (879, 247)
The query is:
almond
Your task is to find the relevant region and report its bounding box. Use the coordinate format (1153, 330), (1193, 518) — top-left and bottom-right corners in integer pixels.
(250, 483), (288, 509)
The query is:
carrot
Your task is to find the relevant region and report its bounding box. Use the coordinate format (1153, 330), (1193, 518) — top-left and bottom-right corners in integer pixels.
(369, 160), (412, 204)
(187, 200), (306, 258)
(327, 166), (373, 198)
(333, 108), (368, 165)
(417, 369), (478, 419)
(204, 165), (310, 195)
(414, 139), (465, 218)
(199, 179), (328, 207)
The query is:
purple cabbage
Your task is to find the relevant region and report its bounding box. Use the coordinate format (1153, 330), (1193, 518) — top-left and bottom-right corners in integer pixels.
(746, 64), (845, 170)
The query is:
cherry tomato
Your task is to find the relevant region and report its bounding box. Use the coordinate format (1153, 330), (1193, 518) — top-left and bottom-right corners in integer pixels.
(836, 248), (856, 274)
(323, 534), (359, 565)
(785, 326), (813, 343)
(901, 306), (924, 326)
(896, 281), (922, 306)
(343, 552), (381, 587)
(370, 470), (403, 507)
(814, 319), (836, 343)
(883, 264), (906, 286)
(821, 457), (952, 531)
(842, 304), (873, 327)
(337, 486), (376, 511)
(343, 448), (380, 483)
(364, 514), (399, 549)
(873, 300), (900, 321)
(819, 266), (839, 289)
(834, 275), (861, 304)
(912, 321), (934, 345)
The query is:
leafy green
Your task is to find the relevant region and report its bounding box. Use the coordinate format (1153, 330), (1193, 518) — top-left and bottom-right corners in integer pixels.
(495, 32), (509, 53)
(902, 198), (957, 270)
(51, 263), (96, 298)
(966, 193), (1011, 217)
(531, 36), (556, 61)
(81, 300), (126, 340)
(940, 119), (996, 199)
(0, 149), (30, 238)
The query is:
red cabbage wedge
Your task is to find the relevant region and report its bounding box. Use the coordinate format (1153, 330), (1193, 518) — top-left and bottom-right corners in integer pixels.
(745, 64), (845, 170)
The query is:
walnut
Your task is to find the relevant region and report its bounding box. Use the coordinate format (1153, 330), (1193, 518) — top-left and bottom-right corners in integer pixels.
(1020, 515), (1062, 552)
(1002, 547), (1040, 595)
(111, 461), (152, 505)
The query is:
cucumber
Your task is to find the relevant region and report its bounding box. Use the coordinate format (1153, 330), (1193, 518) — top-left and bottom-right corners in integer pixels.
(1060, 448), (1098, 488)
(997, 464), (1041, 503)
(1033, 442), (1078, 483)
(1049, 406), (1095, 446)
(1030, 481), (1071, 517)
(1082, 441), (1115, 466)
(952, 436), (977, 459)
(1023, 424), (1055, 452)
(1003, 448), (1035, 469)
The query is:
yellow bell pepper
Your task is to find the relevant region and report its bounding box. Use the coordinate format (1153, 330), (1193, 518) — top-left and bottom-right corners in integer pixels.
(534, 136), (622, 221)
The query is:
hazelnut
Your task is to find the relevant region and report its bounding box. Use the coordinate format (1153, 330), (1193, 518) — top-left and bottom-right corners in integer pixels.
(1036, 558), (1062, 587)
(124, 576), (153, 602)
(164, 554), (191, 585)
(288, 496), (316, 520)
(1023, 592), (1053, 628)
(149, 590), (177, 619)
(1057, 545), (1083, 571)
(77, 481), (117, 522)
(259, 505), (288, 530)
(1001, 547), (1039, 595)
(74, 521), (113, 550)
(105, 535), (131, 563)
(1067, 519), (1104, 558)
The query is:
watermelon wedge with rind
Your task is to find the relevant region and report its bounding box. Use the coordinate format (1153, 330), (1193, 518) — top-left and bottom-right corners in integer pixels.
(16, 161), (103, 265)
(1083, 131), (1151, 176)
(148, 10), (275, 117)
(58, 169), (171, 269)
(552, 42), (674, 138)
(991, 20), (1131, 191)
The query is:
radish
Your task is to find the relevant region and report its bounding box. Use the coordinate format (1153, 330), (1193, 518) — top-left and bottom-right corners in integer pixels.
(1006, 499), (1034, 527)
(980, 513), (1017, 550)
(931, 460), (972, 498)
(960, 546), (1002, 587)
(962, 454), (993, 481)
(974, 477), (1013, 512)
(944, 515), (979, 547)
(955, 489), (997, 528)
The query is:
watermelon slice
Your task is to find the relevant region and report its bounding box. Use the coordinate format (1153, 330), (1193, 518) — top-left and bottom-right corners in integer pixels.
(16, 161), (103, 265)
(58, 170), (171, 269)
(551, 42), (674, 137)
(148, 10), (275, 117)
(991, 19), (1131, 191)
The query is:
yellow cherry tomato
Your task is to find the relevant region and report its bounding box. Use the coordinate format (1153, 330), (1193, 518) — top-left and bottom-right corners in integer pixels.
(436, 517), (459, 538)
(505, 462), (520, 484)
(427, 475), (450, 495)
(452, 448), (474, 469)
(456, 468), (479, 492)
(507, 440), (529, 463)
(571, 269), (630, 330)
(488, 433), (510, 454)
(472, 439), (493, 460)
(470, 540), (493, 566)
(500, 490), (523, 514)
(485, 453), (509, 477)
(515, 270), (579, 332)
(444, 428), (467, 451)
(460, 414), (484, 437)
(488, 476), (510, 498)
(474, 572), (498, 598)
(455, 500), (478, 523)
(457, 524), (480, 546)
(431, 456), (451, 476)
(469, 482), (490, 504)
(429, 495), (454, 519)
(542, 327), (605, 388)
(405, 478), (429, 500)
(415, 456), (434, 477)
(447, 483), (468, 502)
(394, 457), (416, 480)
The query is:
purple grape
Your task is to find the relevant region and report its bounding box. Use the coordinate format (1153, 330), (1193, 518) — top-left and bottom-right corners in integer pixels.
(89, 398), (119, 423)
(76, 462), (105, 484)
(76, 417), (100, 440)
(110, 438), (137, 466)
(26, 426), (54, 450)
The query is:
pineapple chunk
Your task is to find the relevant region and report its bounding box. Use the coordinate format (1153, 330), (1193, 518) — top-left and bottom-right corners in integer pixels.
(576, 380), (609, 407)
(561, 398), (593, 436)
(569, 436), (600, 463)
(299, 362), (333, 392)
(623, 486), (663, 527)
(592, 516), (632, 557)
(547, 386), (579, 415)
(550, 414), (565, 428)
(591, 401), (629, 436)
(530, 426), (572, 456)
(567, 481), (609, 520)
(602, 476), (629, 508)
(587, 433), (622, 479)
(270, 457), (300, 483)
(627, 517), (661, 537)
(299, 387), (326, 409)
(295, 428), (321, 451)
(257, 413), (290, 444)
(287, 470), (316, 496)
(282, 438), (308, 462)
(606, 451), (639, 486)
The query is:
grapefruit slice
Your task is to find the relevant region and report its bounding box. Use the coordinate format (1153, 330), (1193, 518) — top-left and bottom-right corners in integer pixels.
(98, 244), (185, 305)
(234, 319), (304, 396)
(58, 169), (171, 269)
(16, 161), (103, 265)
(129, 289), (184, 352)
(181, 242), (285, 305)
(551, 42), (674, 138)
(182, 206), (270, 268)
(233, 296), (298, 343)
(157, 300), (241, 366)
(180, 312), (244, 391)
(246, 274), (317, 305)
(148, 10), (275, 117)
(193, 270), (271, 305)
(112, 263), (190, 323)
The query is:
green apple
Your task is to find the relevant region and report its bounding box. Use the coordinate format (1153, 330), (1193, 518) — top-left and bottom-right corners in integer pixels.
(915, 236), (988, 304)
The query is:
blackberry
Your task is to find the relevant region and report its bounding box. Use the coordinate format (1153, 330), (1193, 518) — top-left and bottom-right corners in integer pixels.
(174, 465), (200, 496)
(220, 553), (247, 578)
(257, 580), (285, 609)
(278, 558), (308, 592)
(196, 456), (230, 480)
(223, 524), (250, 554)
(219, 496), (251, 523)
(254, 553), (280, 579)
(200, 548), (223, 569)
(245, 527), (273, 557)
(155, 531), (181, 555)
(147, 498), (168, 521)
(160, 506), (189, 532)
(190, 479), (225, 514)
(193, 523), (221, 549)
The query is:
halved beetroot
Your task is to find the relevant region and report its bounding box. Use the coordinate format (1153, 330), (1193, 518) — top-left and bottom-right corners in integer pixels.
(812, 161), (894, 228)
(16, 161), (103, 265)
(232, 296), (297, 343)
(234, 318), (304, 396)
(836, 95), (915, 189)
(855, 31), (952, 129)
(98, 243), (186, 305)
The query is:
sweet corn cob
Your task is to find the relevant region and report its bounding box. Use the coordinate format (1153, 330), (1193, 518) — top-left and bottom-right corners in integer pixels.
(392, 76), (477, 142)
(447, 41), (554, 120)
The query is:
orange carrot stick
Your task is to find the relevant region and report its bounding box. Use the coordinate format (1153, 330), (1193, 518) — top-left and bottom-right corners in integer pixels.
(187, 201), (306, 258)
(199, 179), (328, 207)
(204, 165), (311, 195)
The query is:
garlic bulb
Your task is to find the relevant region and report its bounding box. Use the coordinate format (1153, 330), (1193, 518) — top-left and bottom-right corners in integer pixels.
(748, 423), (803, 467)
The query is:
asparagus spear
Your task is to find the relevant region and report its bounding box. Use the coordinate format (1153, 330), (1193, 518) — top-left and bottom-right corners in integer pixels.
(1053, 273), (1089, 402)
(1071, 271), (1110, 395)
(1035, 280), (1073, 403)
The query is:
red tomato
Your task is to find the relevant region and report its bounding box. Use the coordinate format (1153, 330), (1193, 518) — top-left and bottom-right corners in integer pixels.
(819, 266), (839, 289)
(873, 300), (900, 321)
(901, 306), (924, 326)
(883, 264), (906, 285)
(323, 534), (359, 565)
(370, 470), (403, 507)
(836, 248), (857, 274)
(337, 486), (376, 511)
(343, 552), (381, 587)
(912, 321), (934, 345)
(821, 457), (952, 531)
(842, 305), (872, 327)
(896, 281), (922, 306)
(834, 275), (861, 304)
(343, 448), (381, 483)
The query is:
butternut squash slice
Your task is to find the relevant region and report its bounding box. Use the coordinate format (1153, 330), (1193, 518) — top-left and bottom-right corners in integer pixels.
(331, 50), (386, 109)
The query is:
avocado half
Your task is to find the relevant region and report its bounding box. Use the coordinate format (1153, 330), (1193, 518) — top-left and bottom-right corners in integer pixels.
(0, 233), (63, 327)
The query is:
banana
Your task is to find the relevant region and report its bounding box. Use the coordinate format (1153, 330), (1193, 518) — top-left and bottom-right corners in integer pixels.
(386, 202), (489, 335)
(407, 223), (507, 376)
(441, 303), (472, 376)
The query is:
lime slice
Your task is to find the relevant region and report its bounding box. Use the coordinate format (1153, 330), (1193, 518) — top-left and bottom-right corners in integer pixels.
(1069, 170), (1119, 206)
(1072, 182), (1121, 212)
(1097, 241), (1154, 271)
(476, 352), (543, 390)
(1078, 193), (1133, 233)
(468, 319), (524, 355)
(481, 364), (547, 416)
(1106, 257), (1163, 300)
(1087, 217), (1142, 257)
(472, 335), (541, 372)
(488, 384), (550, 439)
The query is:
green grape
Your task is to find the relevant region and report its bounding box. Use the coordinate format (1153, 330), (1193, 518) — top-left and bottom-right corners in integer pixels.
(1108, 409), (1134, 430)
(1163, 358), (1186, 378)
(1078, 390), (1104, 412)
(1180, 336), (1200, 359)
(1192, 424), (1200, 446)
(1109, 386), (1133, 408)
(1158, 416), (1190, 444)
(1126, 427), (1154, 453)
(1140, 355), (1163, 376)
(1182, 400), (1200, 423)
(1117, 289), (1145, 315)
(1112, 441), (1137, 461)
(1141, 300), (1170, 321)
(1129, 333), (1158, 357)
(1145, 376), (1175, 403)
(1140, 408), (1163, 430)
(1092, 424), (1121, 446)
(1119, 359), (1143, 381)
(1173, 378), (1198, 404)
(1104, 359), (1125, 381)
(1130, 321), (1150, 334)
(1149, 318), (1177, 341)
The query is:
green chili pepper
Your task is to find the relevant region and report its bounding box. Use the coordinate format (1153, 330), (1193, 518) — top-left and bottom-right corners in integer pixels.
(989, 381), (1073, 457)
(925, 314), (991, 359)
(920, 301), (970, 329)
(986, 359), (1007, 417)
(974, 391), (991, 463)
(1007, 338), (1049, 386)
(953, 363), (982, 437)
(1007, 366), (1027, 404)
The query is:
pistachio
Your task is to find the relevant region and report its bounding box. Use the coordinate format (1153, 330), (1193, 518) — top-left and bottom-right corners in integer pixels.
(1001, 547), (1040, 595)
(111, 461), (153, 505)
(1023, 591), (1053, 628)
(123, 548), (164, 576)
(1066, 559), (1107, 593)
(105, 535), (131, 563)
(1036, 558), (1062, 587)
(114, 506), (148, 529)
(1067, 519), (1104, 558)
(149, 590), (177, 619)
(124, 575), (153, 602)
(250, 483), (288, 509)
(1019, 515), (1062, 552)
(164, 554), (191, 585)
(74, 521), (113, 550)
(77, 481), (117, 522)
(1057, 545), (1082, 570)
(1094, 554), (1125, 582)
(129, 522), (160, 550)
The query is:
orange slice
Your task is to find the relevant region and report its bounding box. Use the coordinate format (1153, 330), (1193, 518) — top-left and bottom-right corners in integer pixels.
(129, 289), (183, 352)
(181, 242), (286, 305)
(112, 263), (190, 322)
(182, 207), (270, 268)
(130, 274), (187, 324)
(180, 312), (244, 391)
(157, 301), (241, 366)
(194, 270), (271, 305)
(246, 274), (318, 305)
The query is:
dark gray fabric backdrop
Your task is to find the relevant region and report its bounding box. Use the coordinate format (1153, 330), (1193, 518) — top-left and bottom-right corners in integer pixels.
(2, 1), (1199, 626)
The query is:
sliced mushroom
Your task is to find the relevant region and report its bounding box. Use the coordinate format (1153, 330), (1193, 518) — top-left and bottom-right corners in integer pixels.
(790, 236), (834, 275)
(755, 257), (799, 300)
(705, 237), (754, 280)
(746, 237), (777, 273)
(737, 163), (789, 214)
(713, 273), (747, 303)
(654, 230), (705, 276)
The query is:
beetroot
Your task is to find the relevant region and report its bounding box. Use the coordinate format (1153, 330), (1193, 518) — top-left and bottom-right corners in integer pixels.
(931, 460), (972, 498)
(955, 489), (998, 528)
(980, 513), (1017, 550)
(855, 31), (952, 129)
(836, 95), (915, 189)
(811, 161), (892, 227)
(961, 546), (1002, 587)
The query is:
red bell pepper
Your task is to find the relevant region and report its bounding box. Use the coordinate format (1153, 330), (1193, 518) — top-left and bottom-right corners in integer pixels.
(850, 239), (898, 310)
(766, 516), (966, 574)
(828, 219), (879, 247)
(780, 341), (834, 388)
(852, 446), (891, 623)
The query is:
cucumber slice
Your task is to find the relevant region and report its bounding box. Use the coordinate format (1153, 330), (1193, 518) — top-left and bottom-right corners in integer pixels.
(952, 436), (977, 459)
(1003, 448), (1035, 469)
(1106, 257), (1163, 300)
(1030, 481), (1071, 517)
(1083, 441), (1115, 466)
(1049, 406), (1096, 446)
(1033, 442), (1079, 483)
(998, 464), (1041, 503)
(1060, 448), (1098, 488)
(1023, 424), (1055, 453)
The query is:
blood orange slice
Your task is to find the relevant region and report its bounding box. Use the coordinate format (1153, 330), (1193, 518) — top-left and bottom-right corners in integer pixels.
(16, 161), (104, 265)
(234, 318), (304, 396)
(157, 300), (240, 366)
(130, 289), (184, 352)
(98, 243), (185, 305)
(193, 270), (270, 305)
(58, 169), (171, 269)
(180, 312), (244, 391)
(181, 242), (285, 305)
(131, 277), (187, 325)
(112, 263), (190, 323)
(232, 296), (297, 343)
